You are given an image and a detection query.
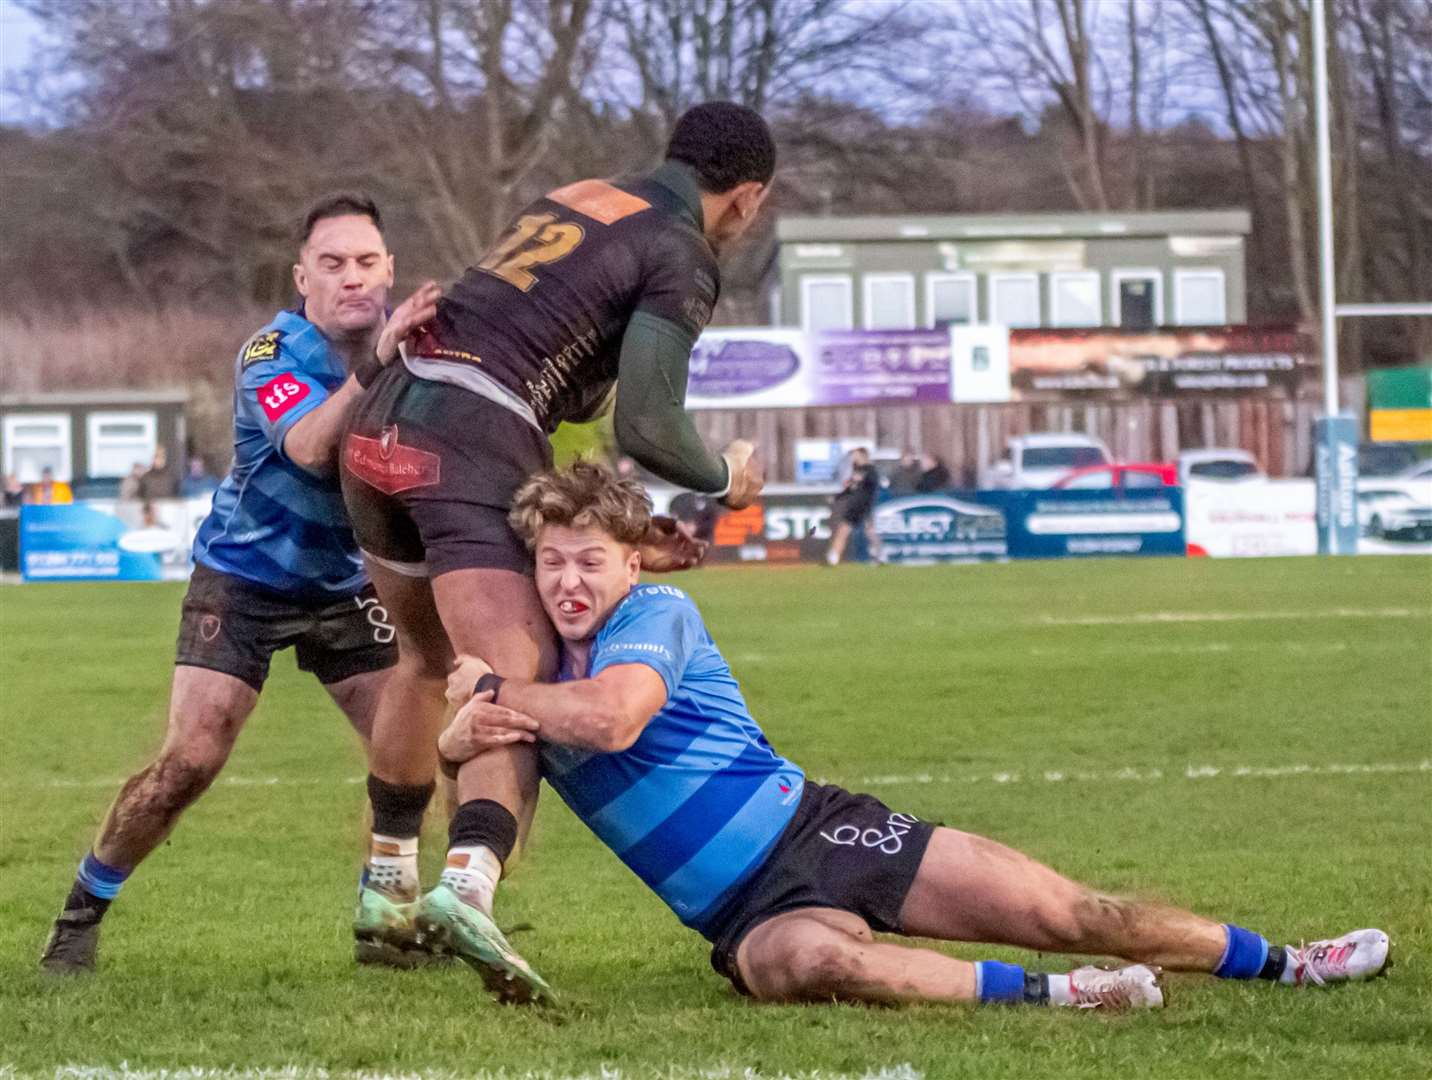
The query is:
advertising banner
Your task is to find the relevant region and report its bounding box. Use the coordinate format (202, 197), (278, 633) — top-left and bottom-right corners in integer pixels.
(20, 496), (212, 582)
(686, 325), (1311, 410)
(1185, 476), (1431, 557)
(871, 494), (1007, 563)
(1008, 326), (1312, 400)
(1314, 415), (1360, 556)
(989, 489), (1186, 559)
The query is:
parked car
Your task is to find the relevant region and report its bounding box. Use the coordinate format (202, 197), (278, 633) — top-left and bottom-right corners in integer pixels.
(1357, 485), (1432, 541)
(980, 433), (1111, 489)
(1053, 462), (1177, 490)
(1177, 448), (1263, 485)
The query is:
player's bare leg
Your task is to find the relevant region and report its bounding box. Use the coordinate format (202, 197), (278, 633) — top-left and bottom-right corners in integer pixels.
(825, 522), (852, 566)
(411, 567), (556, 1002)
(321, 667), (390, 746)
(737, 906), (1160, 1009)
(898, 828), (1387, 993)
(40, 666), (258, 973)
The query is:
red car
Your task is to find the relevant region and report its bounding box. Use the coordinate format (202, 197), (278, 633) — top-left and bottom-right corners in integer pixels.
(1052, 462), (1178, 490)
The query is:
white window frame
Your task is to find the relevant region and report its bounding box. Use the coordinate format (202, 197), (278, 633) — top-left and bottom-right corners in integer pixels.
(1174, 268), (1227, 325)
(767, 282), (783, 326)
(800, 274), (854, 333)
(988, 272), (1042, 328)
(925, 272), (978, 328)
(1111, 269), (1165, 328)
(861, 273), (917, 330)
(1050, 270), (1102, 328)
(3, 411), (74, 482)
(86, 410), (159, 479)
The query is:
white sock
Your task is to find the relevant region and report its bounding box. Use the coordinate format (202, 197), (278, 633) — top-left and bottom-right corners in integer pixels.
(366, 833), (419, 900)
(438, 844), (502, 915)
(1045, 973), (1076, 1006)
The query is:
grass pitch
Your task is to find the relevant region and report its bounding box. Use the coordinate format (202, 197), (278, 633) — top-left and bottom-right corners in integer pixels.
(1, 556), (1430, 1079)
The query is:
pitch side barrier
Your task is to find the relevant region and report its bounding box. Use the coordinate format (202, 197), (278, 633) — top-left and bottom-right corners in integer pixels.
(15, 495), (212, 582)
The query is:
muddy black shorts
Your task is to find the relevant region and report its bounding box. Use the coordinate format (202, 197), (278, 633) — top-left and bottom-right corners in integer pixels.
(340, 365), (552, 578)
(705, 782), (938, 995)
(175, 562), (397, 692)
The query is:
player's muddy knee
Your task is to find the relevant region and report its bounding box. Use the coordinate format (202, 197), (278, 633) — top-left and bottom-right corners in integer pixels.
(787, 939), (865, 1001)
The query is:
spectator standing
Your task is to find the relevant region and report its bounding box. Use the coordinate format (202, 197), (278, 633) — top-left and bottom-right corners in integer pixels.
(915, 452), (952, 493)
(181, 455), (220, 498)
(826, 447), (882, 566)
(25, 467), (73, 505)
(3, 473), (24, 507)
(119, 463), (146, 501)
(890, 449), (922, 494)
(137, 447), (179, 501)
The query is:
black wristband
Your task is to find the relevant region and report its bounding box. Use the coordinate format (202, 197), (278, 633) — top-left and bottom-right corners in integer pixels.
(353, 350), (384, 389)
(474, 672), (506, 703)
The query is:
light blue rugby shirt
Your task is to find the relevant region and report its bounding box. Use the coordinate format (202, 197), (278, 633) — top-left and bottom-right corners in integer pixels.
(541, 584), (805, 935)
(192, 309), (366, 598)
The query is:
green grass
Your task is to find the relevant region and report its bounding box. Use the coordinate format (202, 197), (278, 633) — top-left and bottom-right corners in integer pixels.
(2, 557), (1430, 1079)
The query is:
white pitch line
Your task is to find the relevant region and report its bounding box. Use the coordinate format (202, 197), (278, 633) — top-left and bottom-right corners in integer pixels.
(1036, 607), (1426, 626)
(6, 1065), (924, 1080)
(851, 760), (1432, 788)
(16, 761), (1431, 794)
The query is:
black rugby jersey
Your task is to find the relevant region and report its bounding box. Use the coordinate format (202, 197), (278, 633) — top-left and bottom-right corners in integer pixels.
(414, 163), (719, 433)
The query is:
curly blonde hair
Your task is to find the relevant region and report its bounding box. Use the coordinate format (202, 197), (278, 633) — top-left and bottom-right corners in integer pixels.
(509, 460), (652, 550)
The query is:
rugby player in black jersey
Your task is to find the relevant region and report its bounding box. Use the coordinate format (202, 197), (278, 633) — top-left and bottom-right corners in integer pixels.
(340, 102), (772, 998)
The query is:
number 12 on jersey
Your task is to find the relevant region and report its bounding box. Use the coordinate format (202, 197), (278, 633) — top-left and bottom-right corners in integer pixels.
(479, 213), (585, 292)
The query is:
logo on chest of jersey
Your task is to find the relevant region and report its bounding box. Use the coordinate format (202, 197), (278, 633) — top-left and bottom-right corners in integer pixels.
(344, 426), (441, 494)
(257, 374), (311, 422)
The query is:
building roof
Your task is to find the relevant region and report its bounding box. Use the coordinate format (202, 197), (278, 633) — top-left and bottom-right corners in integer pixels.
(0, 388), (190, 408)
(777, 209), (1251, 244)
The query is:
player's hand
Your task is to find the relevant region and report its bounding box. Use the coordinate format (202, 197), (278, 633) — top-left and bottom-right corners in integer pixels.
(439, 692), (541, 762)
(446, 653), (494, 709)
(638, 515), (708, 573)
(376, 280), (443, 365)
(720, 439), (765, 510)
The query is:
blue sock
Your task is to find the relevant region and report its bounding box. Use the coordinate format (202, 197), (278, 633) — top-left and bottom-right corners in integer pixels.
(975, 960), (1027, 1004)
(75, 851), (130, 902)
(1213, 924), (1270, 979)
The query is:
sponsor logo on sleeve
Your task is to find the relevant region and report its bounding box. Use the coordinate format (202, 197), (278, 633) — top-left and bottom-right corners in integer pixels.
(242, 330), (284, 367)
(258, 374), (311, 422)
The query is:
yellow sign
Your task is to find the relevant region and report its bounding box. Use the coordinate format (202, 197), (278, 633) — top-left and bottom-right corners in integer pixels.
(1370, 408), (1432, 442)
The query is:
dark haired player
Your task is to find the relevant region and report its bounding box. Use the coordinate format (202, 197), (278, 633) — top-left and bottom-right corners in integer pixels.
(341, 102), (773, 998)
(39, 195), (441, 974)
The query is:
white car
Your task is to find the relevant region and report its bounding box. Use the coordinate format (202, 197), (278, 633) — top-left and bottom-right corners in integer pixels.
(1357, 484), (1432, 541)
(980, 433), (1110, 490)
(1177, 448), (1263, 485)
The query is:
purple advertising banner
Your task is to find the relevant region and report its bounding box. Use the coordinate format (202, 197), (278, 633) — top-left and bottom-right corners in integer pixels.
(811, 330), (953, 405)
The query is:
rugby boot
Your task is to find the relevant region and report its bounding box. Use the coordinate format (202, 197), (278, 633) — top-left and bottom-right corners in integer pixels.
(414, 883), (553, 1004)
(354, 882), (448, 968)
(1066, 963), (1166, 1010)
(39, 909), (101, 974)
(1281, 929), (1390, 987)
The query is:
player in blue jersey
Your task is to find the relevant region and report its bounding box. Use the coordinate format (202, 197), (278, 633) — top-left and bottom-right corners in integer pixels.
(39, 194), (443, 974)
(430, 461), (1390, 1009)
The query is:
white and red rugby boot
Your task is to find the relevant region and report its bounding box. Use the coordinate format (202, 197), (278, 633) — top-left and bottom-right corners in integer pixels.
(1282, 929), (1390, 987)
(1066, 964), (1167, 1010)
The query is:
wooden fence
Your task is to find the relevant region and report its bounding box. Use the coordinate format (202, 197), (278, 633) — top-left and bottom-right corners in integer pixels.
(691, 380), (1365, 486)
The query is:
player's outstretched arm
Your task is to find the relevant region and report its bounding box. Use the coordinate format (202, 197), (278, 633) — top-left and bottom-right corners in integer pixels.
(282, 281), (441, 474)
(444, 660), (667, 756)
(612, 312), (764, 509)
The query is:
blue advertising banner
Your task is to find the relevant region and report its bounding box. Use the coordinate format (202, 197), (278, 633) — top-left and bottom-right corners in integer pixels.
(1314, 415), (1359, 556)
(990, 488), (1186, 559)
(20, 498), (210, 582)
(869, 494), (1008, 563)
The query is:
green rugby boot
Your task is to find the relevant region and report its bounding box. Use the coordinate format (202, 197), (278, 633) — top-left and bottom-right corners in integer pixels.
(354, 884), (448, 969)
(415, 883), (553, 1004)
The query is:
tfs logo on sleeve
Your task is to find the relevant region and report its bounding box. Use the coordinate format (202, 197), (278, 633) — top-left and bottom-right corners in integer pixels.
(258, 374), (311, 422)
